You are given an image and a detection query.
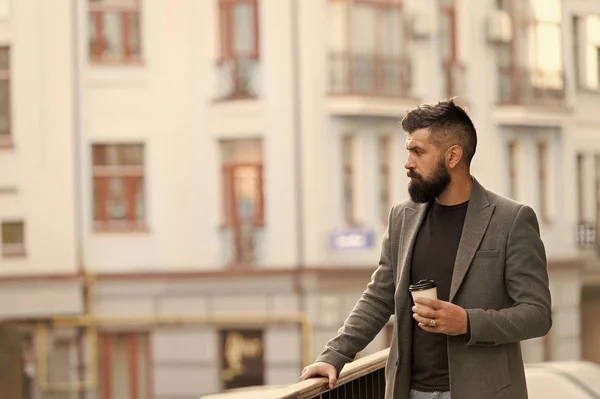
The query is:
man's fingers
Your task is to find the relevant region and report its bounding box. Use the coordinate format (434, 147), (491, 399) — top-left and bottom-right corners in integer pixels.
(299, 368), (315, 381)
(300, 363), (338, 390)
(414, 297), (442, 309)
(412, 313), (431, 325)
(411, 305), (437, 318)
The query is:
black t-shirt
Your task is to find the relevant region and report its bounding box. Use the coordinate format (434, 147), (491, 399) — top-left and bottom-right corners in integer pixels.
(410, 200), (468, 392)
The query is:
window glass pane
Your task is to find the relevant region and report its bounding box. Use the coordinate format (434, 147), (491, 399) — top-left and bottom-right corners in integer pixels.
(108, 177), (127, 220)
(328, 1), (347, 53)
(136, 335), (149, 397)
(92, 145), (106, 166)
(234, 167), (260, 225)
(440, 9), (452, 61)
(88, 12), (99, 58)
(525, 0), (560, 23)
(110, 336), (131, 399)
(119, 144), (143, 165)
(135, 177), (145, 221)
(353, 4), (375, 55)
(0, 80), (9, 136)
(93, 178), (104, 220)
(1, 222), (24, 244)
(379, 8), (401, 57)
(106, 145), (120, 165)
(232, 3), (254, 56)
(129, 12), (141, 56)
(103, 12), (124, 61)
(0, 47), (9, 69)
(585, 17), (600, 89)
(530, 24), (561, 71)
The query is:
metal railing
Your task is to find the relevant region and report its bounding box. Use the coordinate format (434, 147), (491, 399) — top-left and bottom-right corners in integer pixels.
(215, 57), (261, 100)
(329, 52), (411, 98)
(497, 67), (565, 105)
(576, 221), (596, 250)
(269, 348), (389, 399)
(220, 226), (264, 265)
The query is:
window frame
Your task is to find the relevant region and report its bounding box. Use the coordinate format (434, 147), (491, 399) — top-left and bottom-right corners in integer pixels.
(88, 0), (143, 64)
(99, 332), (152, 399)
(218, 0), (260, 61)
(92, 143), (146, 232)
(1, 220), (25, 258)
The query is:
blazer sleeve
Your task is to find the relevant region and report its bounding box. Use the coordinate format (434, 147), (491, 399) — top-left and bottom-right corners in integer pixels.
(315, 205), (398, 373)
(465, 205), (552, 346)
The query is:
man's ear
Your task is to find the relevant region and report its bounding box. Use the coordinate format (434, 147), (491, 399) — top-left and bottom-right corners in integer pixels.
(447, 145), (463, 168)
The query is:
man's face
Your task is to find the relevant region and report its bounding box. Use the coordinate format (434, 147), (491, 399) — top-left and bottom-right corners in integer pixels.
(404, 128), (451, 203)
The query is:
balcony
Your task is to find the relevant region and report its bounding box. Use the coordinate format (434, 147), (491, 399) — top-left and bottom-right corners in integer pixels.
(327, 52), (414, 117)
(215, 57), (261, 101)
(497, 67), (565, 106)
(329, 52), (411, 98)
(220, 226), (264, 266)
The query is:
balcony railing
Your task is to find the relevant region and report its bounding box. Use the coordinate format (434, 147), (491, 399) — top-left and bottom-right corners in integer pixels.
(576, 221), (596, 250)
(269, 348), (389, 399)
(220, 226), (264, 266)
(497, 67), (565, 105)
(215, 57), (261, 100)
(329, 52), (411, 98)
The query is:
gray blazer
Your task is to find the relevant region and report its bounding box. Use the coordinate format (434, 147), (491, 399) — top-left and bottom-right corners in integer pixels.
(316, 178), (552, 399)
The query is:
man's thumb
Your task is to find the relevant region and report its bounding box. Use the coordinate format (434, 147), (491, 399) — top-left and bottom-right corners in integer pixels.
(327, 369), (337, 390)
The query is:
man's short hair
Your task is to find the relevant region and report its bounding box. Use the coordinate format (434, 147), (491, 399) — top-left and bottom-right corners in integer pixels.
(401, 98), (477, 165)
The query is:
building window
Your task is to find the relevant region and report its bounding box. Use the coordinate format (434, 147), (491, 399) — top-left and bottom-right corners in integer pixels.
(220, 139), (263, 265)
(342, 134), (356, 226)
(1, 220), (25, 258)
(508, 140), (519, 199)
(88, 0), (142, 64)
(378, 135), (392, 224)
(440, 0), (465, 98)
(92, 144), (145, 232)
(497, 0), (564, 104)
(573, 15), (600, 90)
(328, 0), (410, 97)
(0, 47), (10, 147)
(537, 140), (551, 224)
(216, 0), (260, 99)
(99, 332), (151, 399)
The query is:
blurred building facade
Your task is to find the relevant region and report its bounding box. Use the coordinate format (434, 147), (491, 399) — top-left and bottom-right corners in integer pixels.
(1, 0), (600, 398)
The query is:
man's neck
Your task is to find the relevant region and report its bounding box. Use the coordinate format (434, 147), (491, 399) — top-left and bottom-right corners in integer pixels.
(436, 176), (472, 206)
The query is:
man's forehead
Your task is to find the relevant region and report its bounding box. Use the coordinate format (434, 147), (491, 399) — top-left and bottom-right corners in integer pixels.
(405, 128), (431, 147)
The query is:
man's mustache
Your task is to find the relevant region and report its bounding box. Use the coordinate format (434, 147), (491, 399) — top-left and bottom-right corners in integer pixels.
(407, 170), (422, 180)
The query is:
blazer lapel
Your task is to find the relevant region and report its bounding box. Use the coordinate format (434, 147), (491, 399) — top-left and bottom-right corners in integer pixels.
(449, 179), (495, 302)
(397, 202), (429, 293)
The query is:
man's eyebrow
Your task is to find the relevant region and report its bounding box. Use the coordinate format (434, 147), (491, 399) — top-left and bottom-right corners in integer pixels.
(406, 144), (423, 151)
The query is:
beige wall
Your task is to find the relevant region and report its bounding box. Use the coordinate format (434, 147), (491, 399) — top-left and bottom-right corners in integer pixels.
(0, 0), (77, 276)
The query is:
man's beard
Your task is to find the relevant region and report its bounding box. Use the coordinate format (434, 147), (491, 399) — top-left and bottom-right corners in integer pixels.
(407, 159), (451, 203)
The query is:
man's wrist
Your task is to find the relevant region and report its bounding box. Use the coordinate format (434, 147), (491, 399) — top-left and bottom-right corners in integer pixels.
(464, 310), (471, 339)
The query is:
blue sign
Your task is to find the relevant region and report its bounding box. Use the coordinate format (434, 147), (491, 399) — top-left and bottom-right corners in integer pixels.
(330, 228), (375, 251)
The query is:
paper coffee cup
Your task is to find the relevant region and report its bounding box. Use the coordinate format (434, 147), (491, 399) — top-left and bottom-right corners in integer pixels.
(409, 279), (437, 308)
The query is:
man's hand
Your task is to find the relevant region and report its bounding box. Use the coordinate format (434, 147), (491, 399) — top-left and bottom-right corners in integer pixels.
(300, 362), (338, 390)
(412, 297), (468, 336)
